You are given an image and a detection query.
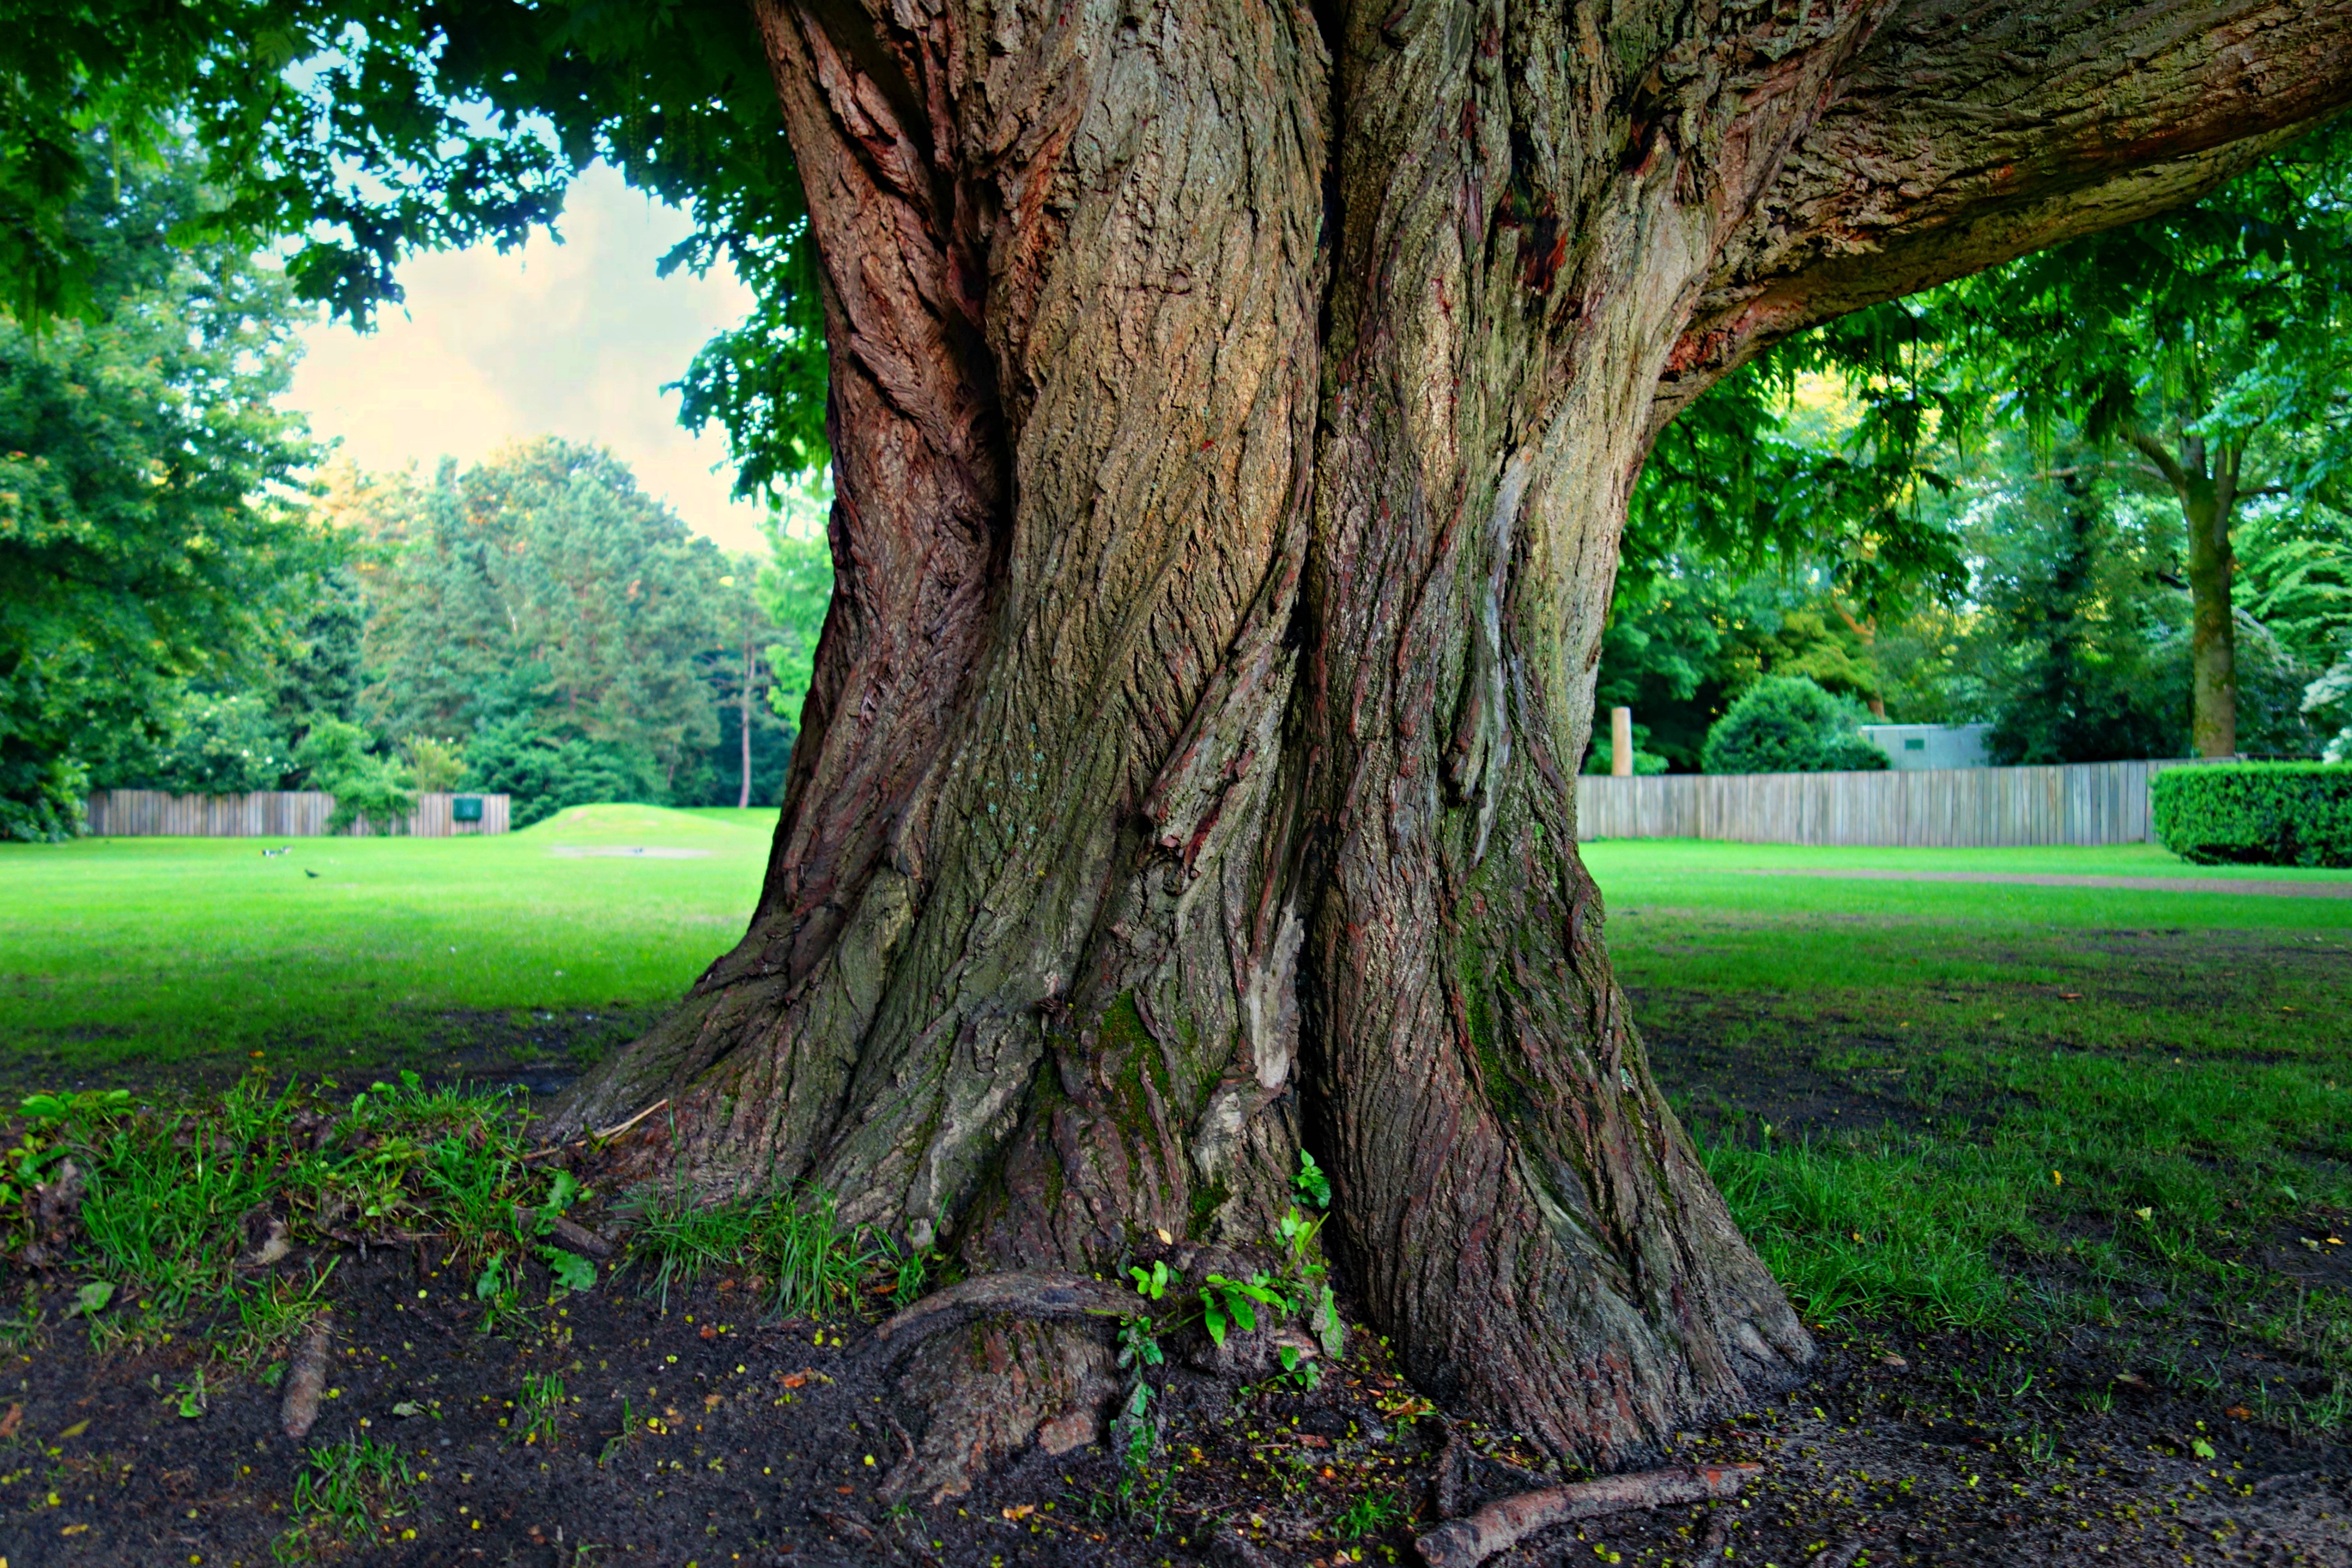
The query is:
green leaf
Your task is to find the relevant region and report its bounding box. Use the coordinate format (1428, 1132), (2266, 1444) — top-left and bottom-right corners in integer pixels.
(1294, 1150), (1332, 1209)
(1204, 1300), (1228, 1347)
(541, 1170), (583, 1219)
(541, 1247), (596, 1293)
(1277, 1344), (1299, 1373)
(1312, 1284), (1346, 1358)
(70, 1281), (113, 1318)
(390, 1401), (425, 1418)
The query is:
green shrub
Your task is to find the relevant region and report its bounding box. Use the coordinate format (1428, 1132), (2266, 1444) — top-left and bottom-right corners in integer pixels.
(1701, 676), (1890, 775)
(2152, 762), (2352, 867)
(293, 718), (416, 834)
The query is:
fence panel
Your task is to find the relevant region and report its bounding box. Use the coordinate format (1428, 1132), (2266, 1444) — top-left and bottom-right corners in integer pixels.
(1575, 758), (2199, 847)
(85, 790), (511, 838)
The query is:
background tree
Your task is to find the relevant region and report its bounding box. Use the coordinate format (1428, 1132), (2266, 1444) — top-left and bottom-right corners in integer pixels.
(1700, 677), (1887, 776)
(0, 134), (318, 838)
(708, 564), (786, 810)
(17, 0), (2352, 1485)
(1931, 125), (2352, 756)
(349, 439), (733, 821)
(753, 478), (834, 738)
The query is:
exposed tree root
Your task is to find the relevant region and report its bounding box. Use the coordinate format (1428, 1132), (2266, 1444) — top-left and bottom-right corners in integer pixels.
(1414, 1462), (1765, 1568)
(884, 1318), (1115, 1504)
(280, 1319), (333, 1439)
(872, 1271), (1138, 1352)
(509, 1206), (612, 1259)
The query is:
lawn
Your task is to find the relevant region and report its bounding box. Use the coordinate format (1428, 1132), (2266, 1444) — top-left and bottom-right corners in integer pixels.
(1584, 837), (2352, 1432)
(4, 824), (2351, 1561)
(0, 803), (779, 1089)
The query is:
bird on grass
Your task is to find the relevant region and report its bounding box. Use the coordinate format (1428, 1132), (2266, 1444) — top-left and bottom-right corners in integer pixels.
(305, 870), (319, 879)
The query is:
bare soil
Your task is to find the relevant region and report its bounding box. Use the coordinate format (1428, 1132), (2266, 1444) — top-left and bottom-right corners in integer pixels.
(0, 1255), (2345, 1567)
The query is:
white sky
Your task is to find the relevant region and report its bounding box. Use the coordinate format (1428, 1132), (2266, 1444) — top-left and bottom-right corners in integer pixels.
(285, 164), (774, 556)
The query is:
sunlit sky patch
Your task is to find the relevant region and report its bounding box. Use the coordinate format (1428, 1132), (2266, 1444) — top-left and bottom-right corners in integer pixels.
(285, 164), (772, 556)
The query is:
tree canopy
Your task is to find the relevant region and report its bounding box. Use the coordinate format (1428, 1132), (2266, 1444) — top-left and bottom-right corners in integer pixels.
(9, 0), (828, 503)
(0, 135), (320, 838)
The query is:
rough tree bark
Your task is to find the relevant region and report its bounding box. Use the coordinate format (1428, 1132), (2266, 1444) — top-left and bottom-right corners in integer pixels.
(554, 0), (2352, 1479)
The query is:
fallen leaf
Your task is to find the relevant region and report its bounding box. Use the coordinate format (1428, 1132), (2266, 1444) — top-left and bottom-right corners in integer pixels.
(2134, 1207), (2153, 1222)
(68, 1282), (112, 1319)
(2226, 1406), (2252, 1420)
(2114, 1373), (2150, 1389)
(2059, 992), (2081, 1000)
(56, 1420), (88, 1439)
(699, 1325), (717, 1340)
(1002, 1504), (1035, 1521)
(0, 1403), (19, 1438)
(704, 1394), (723, 1411)
(390, 1402), (424, 1418)
(60, 1523), (87, 1537)
(1878, 1354), (1908, 1369)
(780, 1370), (810, 1389)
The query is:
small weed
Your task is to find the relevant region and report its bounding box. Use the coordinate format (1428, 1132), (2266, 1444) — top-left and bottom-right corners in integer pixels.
(281, 1433), (413, 1553)
(1337, 1489), (1404, 1539)
(519, 1370), (566, 1446)
(599, 1394), (642, 1467)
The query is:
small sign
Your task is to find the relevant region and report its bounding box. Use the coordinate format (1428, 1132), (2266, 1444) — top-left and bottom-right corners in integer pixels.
(452, 796), (485, 823)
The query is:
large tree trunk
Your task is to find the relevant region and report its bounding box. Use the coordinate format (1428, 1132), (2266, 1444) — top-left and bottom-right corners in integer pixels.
(556, 0), (2352, 1478)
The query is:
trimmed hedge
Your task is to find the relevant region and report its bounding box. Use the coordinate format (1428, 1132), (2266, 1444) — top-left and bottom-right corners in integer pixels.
(2151, 763), (2352, 868)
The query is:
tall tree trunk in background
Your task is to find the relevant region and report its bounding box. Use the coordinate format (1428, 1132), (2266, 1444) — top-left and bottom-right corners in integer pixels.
(2131, 430), (2241, 756)
(2187, 485), (2238, 757)
(557, 0), (2352, 1481)
(738, 639), (756, 810)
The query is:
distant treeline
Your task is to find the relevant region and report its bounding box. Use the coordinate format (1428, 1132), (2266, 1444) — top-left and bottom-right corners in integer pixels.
(89, 439), (831, 828)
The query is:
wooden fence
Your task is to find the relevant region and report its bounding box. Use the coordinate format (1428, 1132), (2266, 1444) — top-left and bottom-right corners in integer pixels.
(85, 790), (511, 838)
(1574, 759), (2208, 847)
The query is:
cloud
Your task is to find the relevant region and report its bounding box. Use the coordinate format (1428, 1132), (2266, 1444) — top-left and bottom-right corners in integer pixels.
(285, 165), (773, 555)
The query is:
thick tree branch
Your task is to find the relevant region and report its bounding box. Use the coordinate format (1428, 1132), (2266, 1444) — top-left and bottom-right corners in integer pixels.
(2126, 428), (2193, 497)
(1657, 0), (2352, 424)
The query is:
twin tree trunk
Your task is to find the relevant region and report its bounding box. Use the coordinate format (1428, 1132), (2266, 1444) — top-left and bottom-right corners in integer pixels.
(557, 0), (2352, 1474)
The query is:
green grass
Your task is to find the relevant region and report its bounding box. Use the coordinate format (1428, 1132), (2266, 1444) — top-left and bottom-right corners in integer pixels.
(281, 1432), (417, 1555)
(0, 803), (772, 1081)
(1587, 838), (2352, 1426)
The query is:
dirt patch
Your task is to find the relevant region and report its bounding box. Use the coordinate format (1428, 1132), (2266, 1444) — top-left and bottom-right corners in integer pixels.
(0, 1255), (2345, 1567)
(0, 1003), (665, 1103)
(1631, 988), (1973, 1143)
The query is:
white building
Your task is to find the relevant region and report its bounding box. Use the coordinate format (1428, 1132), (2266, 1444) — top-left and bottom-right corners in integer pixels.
(1859, 723), (1992, 771)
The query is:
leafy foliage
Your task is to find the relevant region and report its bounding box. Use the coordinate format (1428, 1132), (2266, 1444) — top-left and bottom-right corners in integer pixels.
(3, 0), (827, 504)
(2152, 763), (2352, 868)
(342, 441), (737, 822)
(1700, 677), (1887, 775)
(0, 135), (320, 837)
(293, 717), (416, 833)
(756, 481), (835, 733)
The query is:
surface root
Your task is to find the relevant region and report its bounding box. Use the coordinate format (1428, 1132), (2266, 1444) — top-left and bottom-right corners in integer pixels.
(872, 1270), (1137, 1352)
(1414, 1462), (1765, 1567)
